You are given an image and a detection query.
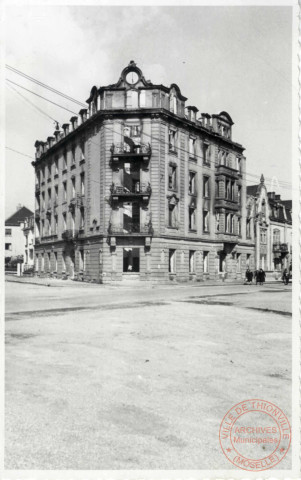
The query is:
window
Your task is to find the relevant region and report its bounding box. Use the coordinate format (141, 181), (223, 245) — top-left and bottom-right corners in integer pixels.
(71, 211), (75, 234)
(226, 213), (234, 233)
(260, 228), (267, 244)
(25, 235), (28, 247)
(246, 218), (251, 238)
(169, 94), (177, 114)
(42, 192), (45, 209)
(169, 129), (177, 152)
(62, 252), (66, 272)
(168, 202), (178, 228)
(203, 176), (210, 198)
(246, 254), (251, 268)
(188, 171), (196, 195)
(216, 213), (220, 232)
(80, 173), (85, 195)
(189, 207), (196, 230)
(203, 210), (209, 232)
(231, 181), (235, 200)
(47, 188), (51, 207)
(203, 251), (209, 273)
(123, 247), (140, 272)
(231, 215), (235, 234)
(226, 180), (234, 200)
(54, 158), (59, 175)
(54, 252), (57, 272)
(237, 253), (241, 272)
(62, 212), (67, 231)
(126, 90), (138, 108)
(168, 165), (177, 190)
(63, 182), (67, 201)
(80, 208), (85, 229)
(226, 154), (231, 168)
(238, 217), (241, 237)
(237, 185), (241, 204)
(54, 185), (58, 204)
(218, 149), (226, 166)
(54, 215), (58, 235)
(63, 151), (67, 171)
(169, 249), (176, 273)
(203, 143), (210, 165)
(189, 137), (196, 158)
(79, 250), (85, 271)
(71, 177), (76, 198)
(5, 228), (12, 236)
(47, 215), (51, 235)
(189, 251), (195, 273)
(80, 142), (85, 161)
(5, 243), (12, 251)
(71, 146), (76, 165)
(273, 229), (280, 243)
(139, 90), (146, 107)
(236, 156), (241, 172)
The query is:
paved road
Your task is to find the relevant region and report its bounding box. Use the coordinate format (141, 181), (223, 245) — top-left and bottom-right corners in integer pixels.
(5, 281), (292, 470)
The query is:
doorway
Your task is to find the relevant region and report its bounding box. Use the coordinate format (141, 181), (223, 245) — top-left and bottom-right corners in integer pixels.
(123, 248), (140, 272)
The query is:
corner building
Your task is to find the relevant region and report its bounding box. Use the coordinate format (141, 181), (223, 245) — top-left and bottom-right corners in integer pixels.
(33, 61), (254, 283)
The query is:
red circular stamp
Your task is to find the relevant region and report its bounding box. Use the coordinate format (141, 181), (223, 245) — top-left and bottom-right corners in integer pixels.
(219, 399), (291, 471)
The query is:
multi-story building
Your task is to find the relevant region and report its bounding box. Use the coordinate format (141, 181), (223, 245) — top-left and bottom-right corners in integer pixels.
(23, 214), (35, 269)
(32, 61), (254, 283)
(246, 175), (292, 272)
(5, 205), (33, 261)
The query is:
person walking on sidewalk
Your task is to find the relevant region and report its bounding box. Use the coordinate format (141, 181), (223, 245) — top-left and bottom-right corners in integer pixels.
(258, 268), (266, 285)
(254, 269), (259, 285)
(245, 268), (253, 284)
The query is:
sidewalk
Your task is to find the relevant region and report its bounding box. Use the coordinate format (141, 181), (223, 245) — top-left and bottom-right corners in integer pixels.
(5, 274), (284, 288)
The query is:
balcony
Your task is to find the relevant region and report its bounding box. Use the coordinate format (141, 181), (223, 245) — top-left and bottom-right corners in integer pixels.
(215, 197), (239, 211)
(215, 164), (239, 179)
(108, 222), (153, 236)
(110, 142), (151, 165)
(273, 242), (289, 253)
(41, 234), (58, 243)
(110, 183), (151, 206)
(216, 232), (238, 244)
(62, 229), (78, 241)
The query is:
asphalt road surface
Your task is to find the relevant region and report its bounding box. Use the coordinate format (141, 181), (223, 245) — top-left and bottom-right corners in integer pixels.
(5, 281), (292, 470)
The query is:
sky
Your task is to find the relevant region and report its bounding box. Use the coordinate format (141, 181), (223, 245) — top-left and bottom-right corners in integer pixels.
(4, 5), (294, 218)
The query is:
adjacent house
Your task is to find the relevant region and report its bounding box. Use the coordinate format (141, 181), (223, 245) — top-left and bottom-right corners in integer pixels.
(5, 205), (34, 262)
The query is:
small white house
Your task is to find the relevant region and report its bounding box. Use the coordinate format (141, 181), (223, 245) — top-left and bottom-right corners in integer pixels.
(5, 205), (34, 263)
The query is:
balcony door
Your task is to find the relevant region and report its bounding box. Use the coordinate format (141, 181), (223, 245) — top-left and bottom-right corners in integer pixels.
(123, 162), (140, 193)
(123, 202), (140, 232)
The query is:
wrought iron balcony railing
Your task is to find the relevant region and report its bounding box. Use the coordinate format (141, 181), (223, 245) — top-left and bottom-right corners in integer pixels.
(108, 222), (153, 235)
(111, 143), (151, 156)
(110, 182), (152, 196)
(273, 242), (289, 253)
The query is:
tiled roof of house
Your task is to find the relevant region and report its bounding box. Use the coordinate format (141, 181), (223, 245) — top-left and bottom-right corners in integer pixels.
(5, 206), (34, 226)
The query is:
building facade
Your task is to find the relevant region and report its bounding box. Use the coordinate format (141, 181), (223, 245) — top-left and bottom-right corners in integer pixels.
(23, 214), (35, 269)
(246, 175), (292, 272)
(33, 61), (255, 283)
(5, 206), (34, 261)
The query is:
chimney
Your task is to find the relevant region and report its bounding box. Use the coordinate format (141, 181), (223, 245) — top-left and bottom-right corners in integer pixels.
(79, 109), (87, 124)
(53, 130), (61, 142)
(16, 203), (22, 211)
(70, 116), (78, 130)
(62, 123), (70, 136)
(47, 136), (55, 148)
(268, 191), (275, 200)
(186, 106), (198, 123)
(275, 194), (281, 201)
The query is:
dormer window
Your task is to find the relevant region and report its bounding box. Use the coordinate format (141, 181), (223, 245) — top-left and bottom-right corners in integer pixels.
(169, 93), (177, 114)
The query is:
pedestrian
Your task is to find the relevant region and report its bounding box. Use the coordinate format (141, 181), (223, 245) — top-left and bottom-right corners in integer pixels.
(258, 268), (266, 285)
(282, 268), (289, 285)
(245, 268), (253, 284)
(254, 269), (258, 285)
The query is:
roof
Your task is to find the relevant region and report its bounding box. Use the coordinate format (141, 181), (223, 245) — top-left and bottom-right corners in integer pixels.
(5, 207), (34, 226)
(246, 185), (259, 197)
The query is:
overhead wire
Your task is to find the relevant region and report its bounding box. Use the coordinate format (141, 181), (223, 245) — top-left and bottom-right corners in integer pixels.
(5, 66), (292, 190)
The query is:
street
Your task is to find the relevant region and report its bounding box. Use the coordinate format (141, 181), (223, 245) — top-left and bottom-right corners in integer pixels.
(5, 280), (292, 470)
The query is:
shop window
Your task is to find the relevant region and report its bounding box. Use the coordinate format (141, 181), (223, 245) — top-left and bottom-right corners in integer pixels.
(219, 252), (226, 273)
(237, 253), (241, 272)
(169, 249), (176, 273)
(41, 253), (44, 272)
(123, 248), (140, 272)
(189, 251), (195, 273)
(79, 250), (85, 271)
(203, 251), (209, 273)
(53, 252), (57, 272)
(246, 254), (251, 268)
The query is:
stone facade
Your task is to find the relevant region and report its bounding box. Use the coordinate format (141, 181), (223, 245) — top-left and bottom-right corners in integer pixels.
(33, 61), (255, 283)
(246, 175), (292, 272)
